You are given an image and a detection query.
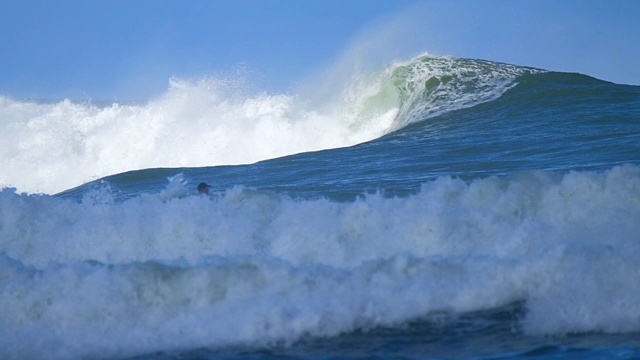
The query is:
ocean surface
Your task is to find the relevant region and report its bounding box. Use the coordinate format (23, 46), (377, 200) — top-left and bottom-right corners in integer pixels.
(1, 54), (640, 359)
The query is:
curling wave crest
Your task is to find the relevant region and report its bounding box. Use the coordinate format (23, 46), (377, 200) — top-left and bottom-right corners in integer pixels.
(1, 55), (542, 194)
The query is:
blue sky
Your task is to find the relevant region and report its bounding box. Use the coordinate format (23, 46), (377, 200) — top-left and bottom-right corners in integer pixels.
(1, 0), (638, 101)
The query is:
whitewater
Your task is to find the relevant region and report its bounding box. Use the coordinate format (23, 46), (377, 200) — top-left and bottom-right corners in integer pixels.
(1, 54), (640, 360)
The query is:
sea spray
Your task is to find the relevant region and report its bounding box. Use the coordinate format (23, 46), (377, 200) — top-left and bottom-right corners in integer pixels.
(1, 65), (397, 195)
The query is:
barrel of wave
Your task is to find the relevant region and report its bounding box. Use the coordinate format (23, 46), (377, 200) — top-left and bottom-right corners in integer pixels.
(387, 55), (546, 130)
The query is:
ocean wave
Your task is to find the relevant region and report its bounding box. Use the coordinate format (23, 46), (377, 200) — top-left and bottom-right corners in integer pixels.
(2, 165), (640, 358)
(0, 55), (541, 194)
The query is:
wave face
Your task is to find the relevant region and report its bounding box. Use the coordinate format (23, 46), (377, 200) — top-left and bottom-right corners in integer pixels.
(0, 55), (536, 194)
(1, 55), (640, 359)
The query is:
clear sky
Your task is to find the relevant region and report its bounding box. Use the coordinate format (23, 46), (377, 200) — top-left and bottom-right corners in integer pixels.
(1, 0), (638, 102)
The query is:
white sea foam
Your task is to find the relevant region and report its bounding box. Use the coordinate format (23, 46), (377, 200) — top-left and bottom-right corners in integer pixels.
(0, 75), (398, 195)
(1, 165), (639, 359)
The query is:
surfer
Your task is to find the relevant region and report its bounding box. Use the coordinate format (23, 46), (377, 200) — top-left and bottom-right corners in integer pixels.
(197, 182), (211, 194)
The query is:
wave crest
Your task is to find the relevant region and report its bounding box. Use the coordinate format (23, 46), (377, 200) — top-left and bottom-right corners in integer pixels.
(388, 55), (544, 129)
(0, 55), (543, 194)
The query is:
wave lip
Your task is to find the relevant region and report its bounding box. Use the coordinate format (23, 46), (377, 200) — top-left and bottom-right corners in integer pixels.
(388, 55), (545, 130)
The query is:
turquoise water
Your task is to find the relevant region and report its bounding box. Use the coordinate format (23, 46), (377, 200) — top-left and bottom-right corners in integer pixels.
(1, 55), (640, 359)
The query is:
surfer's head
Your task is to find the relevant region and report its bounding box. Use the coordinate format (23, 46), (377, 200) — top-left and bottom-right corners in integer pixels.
(197, 182), (211, 194)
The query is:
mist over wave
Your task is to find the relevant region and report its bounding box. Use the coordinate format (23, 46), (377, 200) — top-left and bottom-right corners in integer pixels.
(0, 54), (538, 194)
